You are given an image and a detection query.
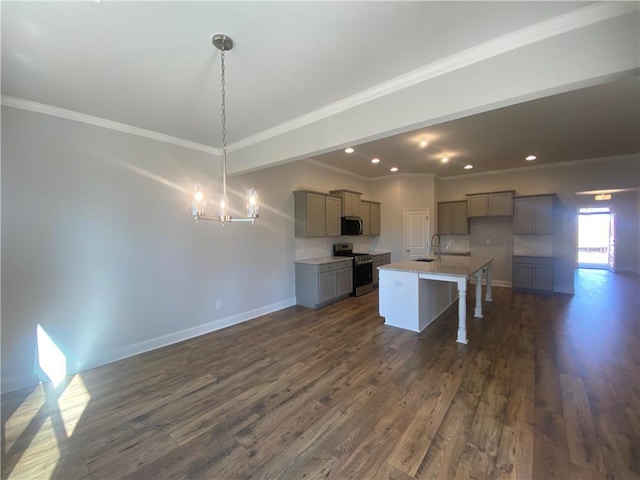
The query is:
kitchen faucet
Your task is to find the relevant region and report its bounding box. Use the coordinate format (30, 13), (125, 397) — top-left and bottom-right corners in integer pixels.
(431, 233), (442, 261)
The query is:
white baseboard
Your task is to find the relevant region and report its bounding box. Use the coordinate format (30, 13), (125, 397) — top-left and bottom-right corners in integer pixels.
(2, 298), (296, 393)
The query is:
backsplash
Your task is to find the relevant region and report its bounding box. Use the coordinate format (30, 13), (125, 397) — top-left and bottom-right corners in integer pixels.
(295, 237), (377, 260)
(513, 235), (553, 255)
(440, 235), (470, 253)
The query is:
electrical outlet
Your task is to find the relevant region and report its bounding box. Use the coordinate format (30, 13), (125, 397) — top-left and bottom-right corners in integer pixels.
(216, 300), (223, 310)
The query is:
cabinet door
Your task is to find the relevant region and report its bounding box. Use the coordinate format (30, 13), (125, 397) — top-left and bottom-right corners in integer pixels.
(438, 203), (452, 234)
(306, 193), (326, 237)
(360, 201), (371, 236)
(318, 270), (337, 304)
(490, 192), (513, 216)
(514, 198), (533, 234)
(513, 263), (533, 289)
(533, 196), (553, 234)
(467, 195), (488, 217)
(533, 264), (553, 292)
(370, 203), (381, 236)
(325, 195), (342, 236)
(372, 259), (381, 285)
(337, 267), (353, 296)
(349, 193), (361, 216)
(451, 202), (468, 234)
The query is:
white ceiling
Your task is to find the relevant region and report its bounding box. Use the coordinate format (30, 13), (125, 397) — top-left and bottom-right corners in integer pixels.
(2, 1), (639, 179)
(312, 76), (640, 177)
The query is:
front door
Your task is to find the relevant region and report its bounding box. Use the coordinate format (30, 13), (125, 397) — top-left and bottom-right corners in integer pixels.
(404, 209), (430, 260)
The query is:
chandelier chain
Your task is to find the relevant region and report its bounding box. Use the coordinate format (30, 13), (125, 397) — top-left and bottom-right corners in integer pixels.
(220, 47), (228, 206)
(220, 49), (227, 154)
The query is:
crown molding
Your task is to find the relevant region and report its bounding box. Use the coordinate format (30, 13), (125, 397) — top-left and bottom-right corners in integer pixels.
(440, 153), (640, 181)
(1, 96), (221, 155)
(228, 1), (637, 153)
(302, 158), (372, 182)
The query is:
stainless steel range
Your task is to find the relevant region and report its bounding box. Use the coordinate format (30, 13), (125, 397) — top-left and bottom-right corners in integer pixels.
(334, 243), (373, 297)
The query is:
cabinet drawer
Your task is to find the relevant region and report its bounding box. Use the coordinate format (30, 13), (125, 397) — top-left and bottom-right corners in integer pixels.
(380, 254), (391, 265)
(534, 257), (553, 266)
(318, 263), (337, 273)
(337, 260), (352, 270)
(513, 256), (534, 265)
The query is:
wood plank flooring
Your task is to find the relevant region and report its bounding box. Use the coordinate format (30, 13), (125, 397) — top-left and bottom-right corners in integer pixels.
(2, 269), (639, 479)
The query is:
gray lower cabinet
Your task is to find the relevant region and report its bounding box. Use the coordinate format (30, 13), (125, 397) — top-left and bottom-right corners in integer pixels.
(372, 253), (391, 286)
(295, 260), (353, 309)
(512, 256), (554, 293)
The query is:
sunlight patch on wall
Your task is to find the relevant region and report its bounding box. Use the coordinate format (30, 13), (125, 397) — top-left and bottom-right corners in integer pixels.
(8, 417), (60, 479)
(57, 375), (92, 438)
(36, 324), (67, 388)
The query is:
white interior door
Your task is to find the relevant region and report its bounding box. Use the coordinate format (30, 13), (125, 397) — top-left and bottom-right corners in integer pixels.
(404, 209), (430, 260)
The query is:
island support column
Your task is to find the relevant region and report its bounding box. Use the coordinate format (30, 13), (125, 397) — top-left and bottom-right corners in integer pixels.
(456, 278), (468, 344)
(474, 269), (483, 319)
(485, 266), (493, 302)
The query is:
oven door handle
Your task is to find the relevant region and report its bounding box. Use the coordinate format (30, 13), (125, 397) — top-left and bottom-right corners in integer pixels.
(356, 260), (373, 265)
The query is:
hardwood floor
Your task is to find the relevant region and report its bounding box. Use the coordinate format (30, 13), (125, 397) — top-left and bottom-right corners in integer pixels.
(2, 269), (638, 479)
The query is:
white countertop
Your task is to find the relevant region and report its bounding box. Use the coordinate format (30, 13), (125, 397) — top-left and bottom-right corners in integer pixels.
(380, 256), (493, 278)
(295, 256), (351, 265)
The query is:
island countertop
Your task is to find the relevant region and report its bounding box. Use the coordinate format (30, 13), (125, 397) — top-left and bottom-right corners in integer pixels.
(379, 256), (493, 278)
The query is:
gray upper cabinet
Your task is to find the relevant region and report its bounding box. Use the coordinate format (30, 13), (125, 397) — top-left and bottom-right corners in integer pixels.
(325, 195), (342, 236)
(294, 190), (342, 238)
(466, 191), (514, 217)
(360, 201), (371, 235)
(514, 195), (554, 234)
(370, 202), (381, 236)
(361, 200), (381, 236)
(330, 189), (362, 217)
(438, 201), (468, 235)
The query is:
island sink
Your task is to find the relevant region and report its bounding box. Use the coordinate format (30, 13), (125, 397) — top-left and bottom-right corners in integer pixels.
(414, 258), (435, 262)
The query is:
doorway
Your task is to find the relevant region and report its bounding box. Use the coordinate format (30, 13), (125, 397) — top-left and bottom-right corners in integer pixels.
(578, 206), (615, 270)
(404, 209), (430, 260)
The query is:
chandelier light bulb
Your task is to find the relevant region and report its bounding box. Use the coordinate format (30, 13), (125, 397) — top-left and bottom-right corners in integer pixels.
(192, 184), (206, 217)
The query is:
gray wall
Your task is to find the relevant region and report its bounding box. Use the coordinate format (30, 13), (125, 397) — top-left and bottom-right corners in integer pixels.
(0, 107), (377, 392)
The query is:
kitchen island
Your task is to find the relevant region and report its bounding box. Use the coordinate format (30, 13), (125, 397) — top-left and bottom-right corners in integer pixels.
(378, 256), (493, 344)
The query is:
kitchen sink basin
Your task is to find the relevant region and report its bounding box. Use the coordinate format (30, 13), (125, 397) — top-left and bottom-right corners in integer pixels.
(414, 258), (436, 262)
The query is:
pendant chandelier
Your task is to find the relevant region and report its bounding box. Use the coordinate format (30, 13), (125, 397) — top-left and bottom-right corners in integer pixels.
(192, 34), (259, 225)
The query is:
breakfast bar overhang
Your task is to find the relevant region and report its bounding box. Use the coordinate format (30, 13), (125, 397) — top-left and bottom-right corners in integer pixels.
(378, 256), (493, 344)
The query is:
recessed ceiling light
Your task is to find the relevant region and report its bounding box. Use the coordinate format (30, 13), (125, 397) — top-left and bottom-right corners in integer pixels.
(390, 167), (399, 172)
(441, 157), (449, 163)
(371, 158), (380, 164)
(345, 147), (354, 154)
(420, 140), (428, 148)
(525, 155), (537, 161)
(464, 164), (473, 170)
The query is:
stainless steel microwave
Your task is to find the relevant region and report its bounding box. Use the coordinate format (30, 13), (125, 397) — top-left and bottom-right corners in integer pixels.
(341, 216), (363, 236)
